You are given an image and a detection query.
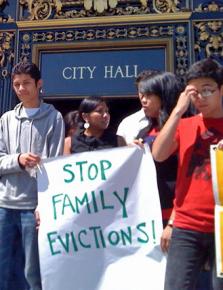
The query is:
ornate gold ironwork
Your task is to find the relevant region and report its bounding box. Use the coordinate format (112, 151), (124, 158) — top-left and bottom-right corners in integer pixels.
(84, 0), (119, 13)
(194, 20), (223, 59)
(19, 0), (186, 20)
(19, 22), (188, 81)
(153, 0), (179, 13)
(0, 0), (11, 22)
(0, 32), (15, 78)
(19, 0), (62, 20)
(28, 25), (175, 42)
(195, 1), (223, 12)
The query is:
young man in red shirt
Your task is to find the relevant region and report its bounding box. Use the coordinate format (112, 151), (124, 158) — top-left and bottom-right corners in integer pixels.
(152, 58), (223, 290)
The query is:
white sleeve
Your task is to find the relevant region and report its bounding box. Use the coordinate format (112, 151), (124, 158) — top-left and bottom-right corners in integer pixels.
(116, 117), (135, 144)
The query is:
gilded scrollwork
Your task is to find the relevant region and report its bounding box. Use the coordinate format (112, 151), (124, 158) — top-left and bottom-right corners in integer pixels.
(0, 32), (15, 78)
(195, 1), (223, 12)
(153, 0), (180, 13)
(84, 0), (119, 13)
(19, 0), (188, 20)
(0, 0), (11, 22)
(29, 25), (175, 43)
(54, 0), (149, 18)
(19, 0), (62, 20)
(194, 20), (223, 60)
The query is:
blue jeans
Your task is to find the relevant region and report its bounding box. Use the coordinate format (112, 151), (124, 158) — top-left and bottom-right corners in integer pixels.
(0, 208), (42, 290)
(164, 227), (223, 290)
(8, 232), (29, 290)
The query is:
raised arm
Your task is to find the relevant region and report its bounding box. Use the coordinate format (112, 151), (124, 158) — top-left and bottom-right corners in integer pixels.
(152, 85), (194, 162)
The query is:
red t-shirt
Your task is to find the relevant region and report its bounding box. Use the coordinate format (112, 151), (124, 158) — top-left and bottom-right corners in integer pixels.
(174, 114), (223, 233)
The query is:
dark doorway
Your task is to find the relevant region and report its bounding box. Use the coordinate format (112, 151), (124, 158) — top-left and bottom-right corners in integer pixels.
(45, 97), (141, 132)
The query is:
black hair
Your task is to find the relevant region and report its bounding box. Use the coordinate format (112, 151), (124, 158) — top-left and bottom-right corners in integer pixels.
(138, 71), (183, 128)
(64, 110), (79, 137)
(186, 58), (223, 87)
(78, 96), (107, 126)
(135, 69), (161, 88)
(12, 62), (41, 84)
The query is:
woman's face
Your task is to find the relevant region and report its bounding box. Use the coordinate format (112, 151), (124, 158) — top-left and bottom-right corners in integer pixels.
(139, 92), (162, 118)
(84, 102), (110, 131)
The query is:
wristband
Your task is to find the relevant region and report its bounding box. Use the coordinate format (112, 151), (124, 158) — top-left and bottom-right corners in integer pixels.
(167, 219), (174, 227)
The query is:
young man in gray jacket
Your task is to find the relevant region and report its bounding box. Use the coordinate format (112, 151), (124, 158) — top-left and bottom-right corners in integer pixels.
(0, 62), (65, 290)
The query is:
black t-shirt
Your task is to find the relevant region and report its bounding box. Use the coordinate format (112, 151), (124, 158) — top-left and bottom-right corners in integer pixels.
(71, 129), (118, 153)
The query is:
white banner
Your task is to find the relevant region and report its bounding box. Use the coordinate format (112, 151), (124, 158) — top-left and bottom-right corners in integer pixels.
(37, 145), (166, 290)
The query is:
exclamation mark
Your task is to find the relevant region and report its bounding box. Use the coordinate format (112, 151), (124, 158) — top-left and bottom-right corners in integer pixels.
(151, 220), (156, 244)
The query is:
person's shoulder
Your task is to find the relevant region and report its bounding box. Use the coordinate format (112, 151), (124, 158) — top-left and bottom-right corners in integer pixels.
(41, 102), (55, 111)
(1, 109), (15, 121)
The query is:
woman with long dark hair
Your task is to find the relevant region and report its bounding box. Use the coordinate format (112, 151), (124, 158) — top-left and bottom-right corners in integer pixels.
(134, 71), (185, 251)
(136, 71), (184, 137)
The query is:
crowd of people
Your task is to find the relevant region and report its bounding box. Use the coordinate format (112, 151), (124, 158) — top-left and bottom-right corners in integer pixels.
(0, 58), (223, 289)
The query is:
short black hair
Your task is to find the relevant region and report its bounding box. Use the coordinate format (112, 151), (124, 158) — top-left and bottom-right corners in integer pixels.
(186, 58), (223, 87)
(12, 62), (41, 84)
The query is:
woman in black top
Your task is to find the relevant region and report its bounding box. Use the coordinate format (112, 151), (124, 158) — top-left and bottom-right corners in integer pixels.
(71, 96), (126, 153)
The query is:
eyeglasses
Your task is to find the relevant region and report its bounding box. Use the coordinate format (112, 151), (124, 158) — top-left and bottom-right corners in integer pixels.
(195, 87), (218, 98)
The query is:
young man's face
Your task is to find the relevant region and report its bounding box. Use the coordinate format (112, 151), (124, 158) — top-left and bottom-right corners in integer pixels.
(188, 77), (223, 118)
(13, 73), (42, 107)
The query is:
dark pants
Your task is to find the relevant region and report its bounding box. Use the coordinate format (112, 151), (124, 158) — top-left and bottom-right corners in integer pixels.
(8, 231), (29, 290)
(164, 227), (223, 290)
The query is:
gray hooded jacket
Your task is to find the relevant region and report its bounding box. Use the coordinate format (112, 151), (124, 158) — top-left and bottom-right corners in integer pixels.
(0, 101), (65, 209)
